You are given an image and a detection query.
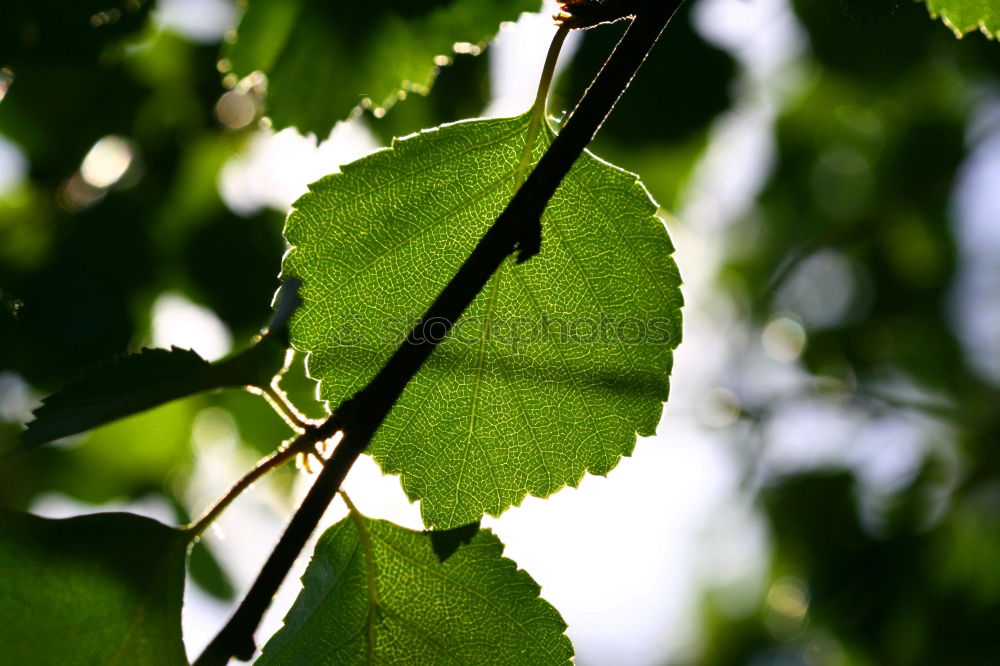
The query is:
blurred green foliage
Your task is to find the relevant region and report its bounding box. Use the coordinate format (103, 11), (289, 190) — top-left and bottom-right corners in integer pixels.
(226, 0), (538, 136)
(0, 0), (998, 663)
(696, 1), (1000, 663)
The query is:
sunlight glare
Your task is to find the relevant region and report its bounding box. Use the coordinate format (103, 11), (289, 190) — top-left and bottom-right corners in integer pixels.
(219, 120), (379, 215)
(483, 1), (582, 118)
(0, 134), (27, 197)
(80, 136), (135, 189)
(154, 0), (236, 43)
(151, 291), (232, 361)
(762, 315), (807, 363)
(0, 68), (13, 102)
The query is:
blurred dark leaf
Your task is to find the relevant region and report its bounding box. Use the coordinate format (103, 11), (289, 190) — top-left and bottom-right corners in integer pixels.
(840, 0), (901, 27)
(0, 510), (187, 665)
(181, 209), (284, 334)
(698, 469), (1000, 664)
(0, 31), (248, 390)
(20, 282), (297, 448)
(366, 51), (492, 144)
(0, 0), (154, 67)
(791, 0), (935, 80)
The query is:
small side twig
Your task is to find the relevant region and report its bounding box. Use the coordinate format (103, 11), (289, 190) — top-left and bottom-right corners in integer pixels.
(183, 424), (333, 540)
(250, 380), (313, 433)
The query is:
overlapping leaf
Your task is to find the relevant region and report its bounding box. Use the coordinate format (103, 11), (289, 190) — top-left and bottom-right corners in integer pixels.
(258, 509), (572, 664)
(226, 0), (540, 137)
(921, 0), (1000, 39)
(0, 511), (188, 665)
(284, 113), (682, 528)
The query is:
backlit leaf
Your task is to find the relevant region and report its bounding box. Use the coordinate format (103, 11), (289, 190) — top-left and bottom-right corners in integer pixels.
(225, 0), (540, 137)
(258, 508), (572, 664)
(284, 113), (682, 528)
(921, 0), (1000, 39)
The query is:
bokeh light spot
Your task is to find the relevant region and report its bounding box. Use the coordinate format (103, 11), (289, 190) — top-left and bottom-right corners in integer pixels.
(0, 68), (14, 103)
(452, 41), (482, 56)
(215, 90), (257, 129)
(764, 577), (810, 638)
(152, 292), (232, 361)
(763, 315), (807, 363)
(699, 387), (742, 428)
(57, 173), (106, 211)
(80, 135), (135, 189)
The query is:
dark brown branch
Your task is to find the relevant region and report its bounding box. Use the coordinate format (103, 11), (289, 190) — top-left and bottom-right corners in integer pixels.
(195, 2), (683, 663)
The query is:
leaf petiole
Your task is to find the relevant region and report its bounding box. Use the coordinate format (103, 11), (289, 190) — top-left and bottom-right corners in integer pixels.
(184, 428), (343, 541)
(248, 378), (314, 433)
(514, 24), (570, 191)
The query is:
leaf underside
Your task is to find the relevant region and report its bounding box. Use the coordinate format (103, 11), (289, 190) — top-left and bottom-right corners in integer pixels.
(920, 0), (1000, 39)
(20, 347), (214, 448)
(0, 511), (188, 665)
(258, 511), (573, 665)
(226, 0), (540, 137)
(21, 307), (290, 449)
(283, 113), (683, 529)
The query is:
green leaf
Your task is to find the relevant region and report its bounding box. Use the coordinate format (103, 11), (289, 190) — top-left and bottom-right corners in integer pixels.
(20, 281), (300, 448)
(258, 509), (572, 664)
(225, 0), (540, 136)
(0, 511), (188, 665)
(20, 343), (276, 448)
(21, 347), (214, 447)
(284, 113), (682, 529)
(920, 0), (1000, 39)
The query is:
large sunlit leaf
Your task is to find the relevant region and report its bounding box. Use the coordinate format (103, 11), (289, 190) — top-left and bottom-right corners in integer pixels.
(0, 511), (188, 665)
(284, 113), (682, 528)
(921, 0), (1000, 39)
(258, 508), (572, 664)
(225, 0), (540, 137)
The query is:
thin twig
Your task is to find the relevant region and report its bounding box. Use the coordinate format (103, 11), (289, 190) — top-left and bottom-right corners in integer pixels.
(194, 415), (352, 665)
(252, 382), (312, 432)
(195, 2), (684, 662)
(183, 425), (331, 540)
